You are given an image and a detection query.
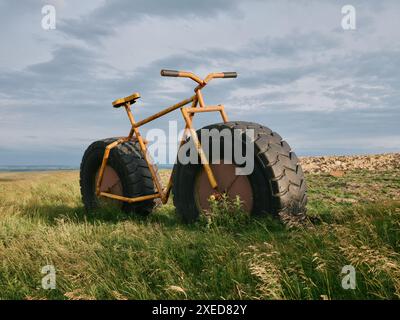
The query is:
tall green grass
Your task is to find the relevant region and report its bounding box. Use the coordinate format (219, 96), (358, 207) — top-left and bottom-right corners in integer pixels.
(0, 170), (399, 299)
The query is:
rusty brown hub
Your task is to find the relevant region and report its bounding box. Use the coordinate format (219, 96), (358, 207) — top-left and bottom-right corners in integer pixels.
(194, 162), (254, 213)
(95, 165), (123, 205)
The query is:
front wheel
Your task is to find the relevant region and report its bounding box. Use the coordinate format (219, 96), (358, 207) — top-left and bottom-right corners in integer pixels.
(172, 121), (307, 224)
(80, 138), (156, 215)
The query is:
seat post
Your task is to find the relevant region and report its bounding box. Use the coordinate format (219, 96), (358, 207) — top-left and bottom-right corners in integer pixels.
(124, 102), (136, 139)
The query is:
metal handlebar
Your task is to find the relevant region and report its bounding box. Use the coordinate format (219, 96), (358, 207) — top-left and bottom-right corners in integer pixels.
(160, 70), (179, 77)
(222, 72), (237, 78)
(160, 69), (238, 86)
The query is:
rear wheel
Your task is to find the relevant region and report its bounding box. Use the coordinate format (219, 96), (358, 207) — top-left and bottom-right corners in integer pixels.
(80, 138), (156, 215)
(172, 121), (307, 224)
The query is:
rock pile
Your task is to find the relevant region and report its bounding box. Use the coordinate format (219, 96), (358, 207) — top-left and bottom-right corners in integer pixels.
(300, 153), (400, 174)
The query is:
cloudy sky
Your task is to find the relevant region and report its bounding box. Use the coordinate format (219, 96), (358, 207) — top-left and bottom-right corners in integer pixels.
(0, 0), (399, 166)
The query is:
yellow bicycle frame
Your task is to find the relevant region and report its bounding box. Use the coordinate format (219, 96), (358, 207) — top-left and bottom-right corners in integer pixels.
(96, 71), (235, 204)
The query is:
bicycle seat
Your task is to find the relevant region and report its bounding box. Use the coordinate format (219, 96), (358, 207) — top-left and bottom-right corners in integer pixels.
(112, 92), (140, 108)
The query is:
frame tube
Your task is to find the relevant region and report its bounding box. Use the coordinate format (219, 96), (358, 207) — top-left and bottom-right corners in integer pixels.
(97, 70), (235, 204)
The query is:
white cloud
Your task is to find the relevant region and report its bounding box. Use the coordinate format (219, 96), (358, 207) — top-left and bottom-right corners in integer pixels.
(0, 0), (400, 164)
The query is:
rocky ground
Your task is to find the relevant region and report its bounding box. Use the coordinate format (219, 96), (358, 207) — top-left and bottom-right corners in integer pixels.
(300, 153), (400, 175)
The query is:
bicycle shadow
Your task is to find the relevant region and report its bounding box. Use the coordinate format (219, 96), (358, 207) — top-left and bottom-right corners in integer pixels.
(22, 203), (290, 236)
(22, 203), (181, 228)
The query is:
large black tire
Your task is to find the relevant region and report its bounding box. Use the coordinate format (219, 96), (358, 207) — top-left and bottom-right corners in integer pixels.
(172, 121), (307, 224)
(80, 138), (156, 215)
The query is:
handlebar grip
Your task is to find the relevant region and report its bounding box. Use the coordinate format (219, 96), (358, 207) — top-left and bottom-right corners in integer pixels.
(161, 69), (179, 77)
(222, 72), (237, 78)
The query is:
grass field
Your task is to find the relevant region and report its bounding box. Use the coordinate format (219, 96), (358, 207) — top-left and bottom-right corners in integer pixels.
(0, 169), (399, 300)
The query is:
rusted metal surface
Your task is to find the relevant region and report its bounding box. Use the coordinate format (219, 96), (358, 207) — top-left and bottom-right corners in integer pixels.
(99, 192), (160, 203)
(112, 92), (140, 108)
(97, 70), (237, 205)
(96, 137), (128, 195)
(194, 162), (254, 213)
(196, 90), (206, 108)
(132, 96), (196, 129)
(96, 166), (123, 195)
(181, 108), (218, 189)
